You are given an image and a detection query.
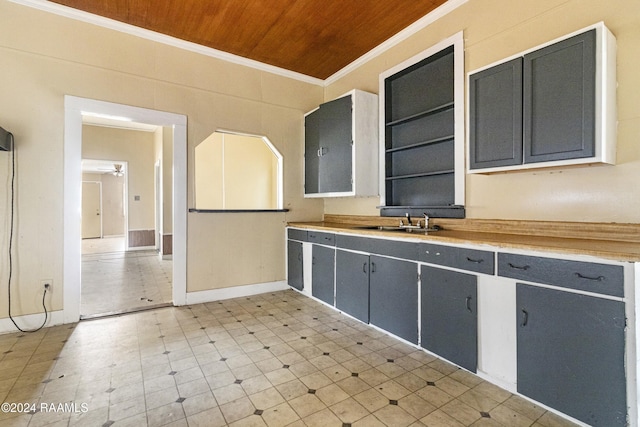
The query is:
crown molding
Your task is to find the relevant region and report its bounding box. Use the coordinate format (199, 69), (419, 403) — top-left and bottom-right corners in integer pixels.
(9, 0), (467, 87)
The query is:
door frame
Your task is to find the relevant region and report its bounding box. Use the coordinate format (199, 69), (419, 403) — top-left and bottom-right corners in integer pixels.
(64, 96), (187, 323)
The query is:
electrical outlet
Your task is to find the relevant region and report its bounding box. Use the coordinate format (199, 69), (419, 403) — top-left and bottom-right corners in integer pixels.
(41, 280), (52, 292)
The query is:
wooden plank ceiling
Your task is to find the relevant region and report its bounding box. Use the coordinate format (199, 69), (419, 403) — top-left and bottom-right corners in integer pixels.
(50, 0), (448, 79)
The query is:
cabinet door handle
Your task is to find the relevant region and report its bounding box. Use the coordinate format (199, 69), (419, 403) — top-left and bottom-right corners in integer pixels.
(574, 272), (605, 281)
(521, 309), (529, 327)
(371, 262), (376, 273)
(508, 262), (530, 271)
(362, 262), (367, 273)
(466, 257), (484, 264)
(297, 253), (302, 261)
(465, 296), (473, 313)
(317, 147), (327, 157)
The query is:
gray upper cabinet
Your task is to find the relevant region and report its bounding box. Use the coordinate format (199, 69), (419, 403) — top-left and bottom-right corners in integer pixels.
(524, 30), (596, 163)
(468, 23), (616, 173)
(469, 58), (523, 169)
(304, 89), (378, 198)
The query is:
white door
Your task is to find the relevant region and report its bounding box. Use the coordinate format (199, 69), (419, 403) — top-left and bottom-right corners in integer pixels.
(82, 181), (102, 239)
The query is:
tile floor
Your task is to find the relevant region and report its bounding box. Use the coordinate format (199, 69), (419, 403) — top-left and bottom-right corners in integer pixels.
(81, 246), (172, 318)
(0, 290), (579, 427)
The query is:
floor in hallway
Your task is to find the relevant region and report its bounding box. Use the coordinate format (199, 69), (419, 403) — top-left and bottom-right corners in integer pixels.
(0, 290), (578, 427)
(81, 239), (172, 318)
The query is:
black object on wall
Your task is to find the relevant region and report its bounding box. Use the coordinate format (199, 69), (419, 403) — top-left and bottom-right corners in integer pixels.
(0, 126), (12, 151)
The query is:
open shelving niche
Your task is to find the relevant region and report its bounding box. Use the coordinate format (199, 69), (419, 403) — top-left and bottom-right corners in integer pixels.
(378, 31), (465, 218)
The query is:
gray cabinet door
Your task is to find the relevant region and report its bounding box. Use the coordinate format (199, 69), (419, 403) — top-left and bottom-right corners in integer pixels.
(318, 95), (352, 193)
(469, 57), (523, 169)
(369, 256), (418, 344)
(312, 245), (335, 306)
(335, 250), (369, 323)
(287, 240), (304, 291)
(421, 266), (477, 372)
(517, 284), (626, 427)
(524, 30), (596, 163)
(304, 95), (353, 195)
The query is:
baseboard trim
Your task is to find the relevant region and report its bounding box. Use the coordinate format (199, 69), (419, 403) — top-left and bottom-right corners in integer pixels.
(0, 310), (65, 335)
(186, 281), (289, 305)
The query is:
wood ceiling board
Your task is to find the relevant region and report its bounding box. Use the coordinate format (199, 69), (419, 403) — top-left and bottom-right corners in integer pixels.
(49, 0), (448, 79)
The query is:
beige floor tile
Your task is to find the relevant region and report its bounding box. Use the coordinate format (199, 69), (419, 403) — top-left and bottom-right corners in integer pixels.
(489, 403), (535, 427)
(335, 375), (370, 396)
(375, 379), (412, 400)
(441, 399), (483, 425)
(260, 402), (300, 426)
(435, 376), (471, 397)
(302, 407), (343, 427)
(330, 396), (370, 423)
(248, 387), (285, 410)
(186, 406), (227, 427)
(353, 387), (390, 413)
(220, 396), (256, 424)
(353, 413), (387, 426)
(421, 408), (466, 427)
(415, 384), (455, 408)
(315, 383), (350, 406)
(181, 390), (217, 417)
(288, 393), (327, 418)
(457, 389), (501, 413)
(274, 379), (308, 401)
(373, 403), (418, 427)
(398, 393), (437, 419)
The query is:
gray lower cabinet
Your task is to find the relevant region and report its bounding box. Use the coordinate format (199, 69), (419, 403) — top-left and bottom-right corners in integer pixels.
(335, 250), (370, 323)
(517, 283), (626, 427)
(369, 256), (418, 344)
(421, 265), (477, 373)
(311, 245), (335, 306)
(287, 240), (304, 291)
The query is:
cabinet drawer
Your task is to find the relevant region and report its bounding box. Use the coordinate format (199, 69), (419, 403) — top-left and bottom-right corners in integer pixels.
(287, 229), (308, 242)
(419, 243), (494, 274)
(498, 253), (624, 297)
(336, 235), (418, 260)
(307, 231), (335, 246)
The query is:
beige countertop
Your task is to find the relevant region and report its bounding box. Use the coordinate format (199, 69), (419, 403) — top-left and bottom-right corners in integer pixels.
(288, 217), (640, 262)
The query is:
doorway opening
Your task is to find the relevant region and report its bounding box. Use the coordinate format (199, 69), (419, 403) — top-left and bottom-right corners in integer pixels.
(63, 96), (187, 324)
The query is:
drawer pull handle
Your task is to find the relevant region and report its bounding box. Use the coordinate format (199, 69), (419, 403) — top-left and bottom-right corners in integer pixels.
(466, 296), (473, 313)
(574, 272), (605, 282)
(508, 262), (530, 271)
(521, 309), (529, 327)
(466, 257), (484, 264)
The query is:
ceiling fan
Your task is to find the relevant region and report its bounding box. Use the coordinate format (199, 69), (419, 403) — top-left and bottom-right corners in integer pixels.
(96, 163), (125, 176)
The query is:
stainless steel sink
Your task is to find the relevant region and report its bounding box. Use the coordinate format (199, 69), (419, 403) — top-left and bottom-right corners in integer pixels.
(353, 225), (441, 233)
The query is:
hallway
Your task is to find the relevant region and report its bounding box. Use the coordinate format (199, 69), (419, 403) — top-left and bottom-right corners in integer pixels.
(81, 237), (172, 318)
